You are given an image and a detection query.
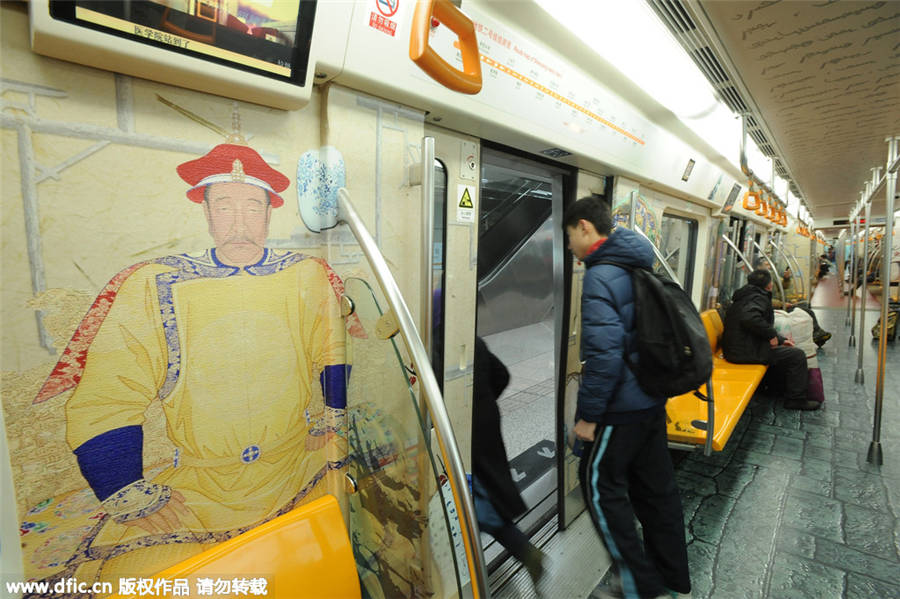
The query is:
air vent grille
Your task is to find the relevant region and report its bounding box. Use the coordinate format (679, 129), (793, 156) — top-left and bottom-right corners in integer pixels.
(646, 0), (809, 210)
(660, 0), (696, 32)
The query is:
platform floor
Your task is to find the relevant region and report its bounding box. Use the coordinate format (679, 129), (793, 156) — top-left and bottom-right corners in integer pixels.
(669, 306), (900, 598)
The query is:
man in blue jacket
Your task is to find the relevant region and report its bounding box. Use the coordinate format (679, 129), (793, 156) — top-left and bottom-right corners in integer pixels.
(565, 196), (691, 599)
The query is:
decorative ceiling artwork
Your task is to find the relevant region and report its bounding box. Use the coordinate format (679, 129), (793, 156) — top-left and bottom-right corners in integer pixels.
(697, 0), (900, 224)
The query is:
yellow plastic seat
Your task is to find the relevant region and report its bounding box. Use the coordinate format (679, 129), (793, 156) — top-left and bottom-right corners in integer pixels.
(111, 494), (360, 599)
(666, 309), (768, 451)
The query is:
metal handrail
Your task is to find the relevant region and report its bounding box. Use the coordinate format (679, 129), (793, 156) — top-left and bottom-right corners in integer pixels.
(869, 136), (899, 466)
(855, 199), (872, 384)
(768, 239), (807, 301)
(720, 234), (753, 273)
(752, 241), (786, 306)
(633, 226), (679, 283)
(337, 188), (489, 598)
(634, 226), (714, 456)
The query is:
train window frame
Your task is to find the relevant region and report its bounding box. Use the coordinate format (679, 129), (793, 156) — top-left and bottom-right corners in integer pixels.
(659, 211), (698, 295)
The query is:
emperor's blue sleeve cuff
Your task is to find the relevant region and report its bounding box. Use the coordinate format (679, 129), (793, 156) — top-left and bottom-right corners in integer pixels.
(73, 425), (143, 502)
(321, 364), (351, 409)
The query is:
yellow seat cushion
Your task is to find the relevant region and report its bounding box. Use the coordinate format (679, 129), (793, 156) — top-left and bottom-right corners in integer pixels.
(667, 310), (768, 451)
(111, 495), (360, 599)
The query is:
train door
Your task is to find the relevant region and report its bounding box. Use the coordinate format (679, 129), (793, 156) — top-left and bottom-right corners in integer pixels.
(474, 147), (570, 566)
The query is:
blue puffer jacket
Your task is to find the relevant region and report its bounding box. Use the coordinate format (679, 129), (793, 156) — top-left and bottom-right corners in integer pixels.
(578, 227), (664, 424)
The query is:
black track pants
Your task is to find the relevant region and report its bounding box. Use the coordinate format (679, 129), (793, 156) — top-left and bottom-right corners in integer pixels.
(768, 345), (808, 403)
(578, 411), (691, 598)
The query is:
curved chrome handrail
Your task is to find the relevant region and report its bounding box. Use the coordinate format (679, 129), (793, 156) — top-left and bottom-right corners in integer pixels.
(337, 188), (489, 598)
(769, 239), (806, 301)
(633, 226), (680, 283)
(720, 234), (753, 274)
(752, 241), (785, 306)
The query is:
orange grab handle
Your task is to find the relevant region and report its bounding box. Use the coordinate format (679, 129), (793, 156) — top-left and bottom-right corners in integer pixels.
(742, 190), (761, 211)
(409, 0), (482, 94)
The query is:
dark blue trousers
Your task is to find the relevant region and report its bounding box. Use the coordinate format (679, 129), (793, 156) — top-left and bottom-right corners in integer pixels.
(578, 410), (691, 598)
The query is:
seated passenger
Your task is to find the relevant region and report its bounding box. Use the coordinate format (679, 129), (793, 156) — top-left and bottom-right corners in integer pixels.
(753, 259), (831, 347)
(721, 269), (821, 411)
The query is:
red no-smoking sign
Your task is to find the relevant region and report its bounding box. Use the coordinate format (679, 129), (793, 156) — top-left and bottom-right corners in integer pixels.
(376, 0), (399, 17)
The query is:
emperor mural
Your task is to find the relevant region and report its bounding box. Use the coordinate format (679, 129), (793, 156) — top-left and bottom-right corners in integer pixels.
(18, 139), (353, 593)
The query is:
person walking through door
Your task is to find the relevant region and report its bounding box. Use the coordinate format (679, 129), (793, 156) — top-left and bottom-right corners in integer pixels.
(564, 195), (691, 599)
(471, 336), (547, 590)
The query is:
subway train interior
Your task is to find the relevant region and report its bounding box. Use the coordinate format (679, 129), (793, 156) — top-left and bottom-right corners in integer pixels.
(1, 0), (898, 598)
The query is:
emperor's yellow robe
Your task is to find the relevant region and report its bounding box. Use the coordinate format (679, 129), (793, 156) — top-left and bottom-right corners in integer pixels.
(63, 249), (347, 554)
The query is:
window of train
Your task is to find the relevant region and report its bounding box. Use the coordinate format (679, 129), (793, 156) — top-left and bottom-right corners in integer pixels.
(660, 213), (698, 294)
(432, 159), (447, 391)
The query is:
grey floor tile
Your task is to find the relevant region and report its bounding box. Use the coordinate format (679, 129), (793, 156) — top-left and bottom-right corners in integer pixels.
(783, 490), (845, 543)
(776, 526), (817, 559)
(833, 467), (891, 512)
(845, 572), (900, 599)
(789, 473), (832, 497)
(767, 552), (846, 599)
(843, 503), (899, 561)
(814, 536), (900, 585)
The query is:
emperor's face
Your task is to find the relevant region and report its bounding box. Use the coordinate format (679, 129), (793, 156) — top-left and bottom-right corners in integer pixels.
(203, 182), (271, 267)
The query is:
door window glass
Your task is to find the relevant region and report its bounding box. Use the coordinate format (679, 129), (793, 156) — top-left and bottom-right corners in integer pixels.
(659, 213), (698, 294)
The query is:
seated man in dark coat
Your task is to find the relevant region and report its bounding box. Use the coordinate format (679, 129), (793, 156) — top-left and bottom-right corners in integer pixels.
(722, 269), (820, 411)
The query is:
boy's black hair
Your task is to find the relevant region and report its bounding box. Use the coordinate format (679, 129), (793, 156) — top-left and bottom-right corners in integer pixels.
(748, 268), (772, 289)
(562, 194), (612, 235)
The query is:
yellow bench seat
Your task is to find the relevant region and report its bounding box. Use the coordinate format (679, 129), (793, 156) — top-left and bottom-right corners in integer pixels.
(666, 310), (768, 452)
(111, 494), (361, 599)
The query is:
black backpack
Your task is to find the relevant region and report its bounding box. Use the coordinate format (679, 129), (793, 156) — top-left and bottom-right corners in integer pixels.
(593, 262), (713, 398)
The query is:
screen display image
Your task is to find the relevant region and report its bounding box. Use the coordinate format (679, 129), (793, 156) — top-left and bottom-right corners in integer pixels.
(721, 183), (741, 214)
(50, 0), (315, 82)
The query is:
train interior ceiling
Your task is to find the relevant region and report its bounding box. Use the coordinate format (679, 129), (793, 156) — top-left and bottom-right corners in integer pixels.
(1, 0), (899, 598)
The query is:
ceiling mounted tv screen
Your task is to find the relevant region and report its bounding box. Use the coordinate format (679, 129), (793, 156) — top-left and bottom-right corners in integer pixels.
(49, 0), (316, 83)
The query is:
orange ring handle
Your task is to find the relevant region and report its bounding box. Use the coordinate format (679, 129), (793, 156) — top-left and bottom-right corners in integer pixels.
(410, 0), (482, 94)
(742, 190), (761, 211)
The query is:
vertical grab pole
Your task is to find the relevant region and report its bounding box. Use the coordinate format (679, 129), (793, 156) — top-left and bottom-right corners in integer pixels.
(869, 137), (899, 465)
(855, 187), (874, 384)
(418, 136), (436, 592)
(847, 213), (857, 327)
(848, 212), (859, 346)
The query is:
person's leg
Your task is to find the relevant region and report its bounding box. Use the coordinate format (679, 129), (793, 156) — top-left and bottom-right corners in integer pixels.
(628, 412), (691, 595)
(472, 475), (545, 585)
(770, 346), (816, 409)
(581, 423), (668, 598)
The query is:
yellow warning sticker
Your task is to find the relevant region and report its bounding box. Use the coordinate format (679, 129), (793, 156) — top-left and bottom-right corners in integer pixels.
(457, 185), (475, 223)
(459, 188), (473, 208)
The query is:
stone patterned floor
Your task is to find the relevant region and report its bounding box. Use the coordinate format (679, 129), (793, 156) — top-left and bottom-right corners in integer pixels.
(672, 307), (900, 598)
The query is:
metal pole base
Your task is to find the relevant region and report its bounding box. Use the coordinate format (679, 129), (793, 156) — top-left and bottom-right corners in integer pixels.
(854, 369), (865, 384)
(849, 335), (856, 347)
(867, 441), (883, 465)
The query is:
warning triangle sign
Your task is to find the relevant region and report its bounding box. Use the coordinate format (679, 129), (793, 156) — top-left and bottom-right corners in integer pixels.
(459, 188), (473, 208)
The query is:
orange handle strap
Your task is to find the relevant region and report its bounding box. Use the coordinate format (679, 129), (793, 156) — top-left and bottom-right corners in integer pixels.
(409, 0), (482, 94)
(742, 190), (761, 211)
